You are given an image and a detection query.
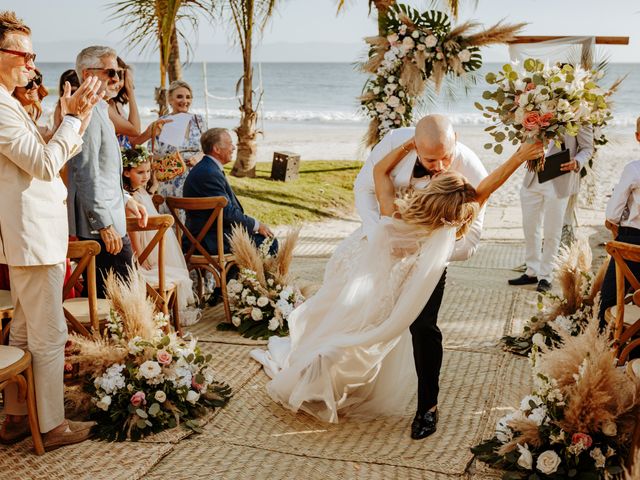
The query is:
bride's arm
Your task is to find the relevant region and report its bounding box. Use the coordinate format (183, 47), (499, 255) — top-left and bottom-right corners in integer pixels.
(474, 141), (543, 206)
(374, 137), (415, 217)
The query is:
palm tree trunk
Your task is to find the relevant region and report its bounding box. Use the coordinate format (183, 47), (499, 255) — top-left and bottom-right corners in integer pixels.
(156, 47), (169, 116)
(374, 0), (395, 36)
(231, 0), (258, 178)
(168, 27), (182, 82)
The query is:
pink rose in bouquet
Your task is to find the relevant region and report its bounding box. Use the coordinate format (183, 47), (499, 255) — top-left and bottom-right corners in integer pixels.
(522, 112), (541, 131)
(156, 349), (172, 366)
(130, 391), (146, 407)
(571, 432), (593, 448)
(538, 112), (553, 128)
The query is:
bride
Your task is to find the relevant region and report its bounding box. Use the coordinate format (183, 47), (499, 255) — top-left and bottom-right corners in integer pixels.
(251, 138), (542, 423)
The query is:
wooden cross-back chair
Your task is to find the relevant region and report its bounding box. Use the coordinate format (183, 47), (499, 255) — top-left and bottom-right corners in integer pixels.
(63, 240), (109, 338)
(127, 214), (181, 335)
(604, 241), (640, 364)
(165, 196), (235, 323)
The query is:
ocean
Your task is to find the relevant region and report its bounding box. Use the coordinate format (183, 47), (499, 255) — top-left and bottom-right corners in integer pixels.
(35, 62), (640, 131)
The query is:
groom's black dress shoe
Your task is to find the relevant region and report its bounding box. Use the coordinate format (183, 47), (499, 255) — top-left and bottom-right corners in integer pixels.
(508, 274), (538, 286)
(410, 409), (438, 440)
(536, 279), (552, 293)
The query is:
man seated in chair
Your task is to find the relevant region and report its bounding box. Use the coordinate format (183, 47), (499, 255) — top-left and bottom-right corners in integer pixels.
(182, 128), (278, 256)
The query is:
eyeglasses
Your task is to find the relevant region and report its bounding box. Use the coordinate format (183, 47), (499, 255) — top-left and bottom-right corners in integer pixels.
(24, 75), (42, 90)
(0, 48), (36, 64)
(86, 68), (123, 79)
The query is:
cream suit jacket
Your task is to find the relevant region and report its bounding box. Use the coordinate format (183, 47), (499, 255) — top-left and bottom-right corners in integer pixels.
(0, 87), (82, 266)
(353, 127), (488, 261)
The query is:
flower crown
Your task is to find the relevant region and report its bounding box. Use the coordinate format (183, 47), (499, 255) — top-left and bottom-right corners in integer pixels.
(121, 145), (151, 169)
(441, 213), (474, 228)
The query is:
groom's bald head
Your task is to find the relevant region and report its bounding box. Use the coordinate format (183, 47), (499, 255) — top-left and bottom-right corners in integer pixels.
(415, 115), (457, 175)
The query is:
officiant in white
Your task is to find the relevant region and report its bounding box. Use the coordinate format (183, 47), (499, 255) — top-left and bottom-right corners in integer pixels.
(353, 114), (488, 439)
(508, 126), (593, 292)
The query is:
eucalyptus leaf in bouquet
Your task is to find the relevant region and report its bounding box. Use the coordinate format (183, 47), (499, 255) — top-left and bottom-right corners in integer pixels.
(477, 59), (617, 171)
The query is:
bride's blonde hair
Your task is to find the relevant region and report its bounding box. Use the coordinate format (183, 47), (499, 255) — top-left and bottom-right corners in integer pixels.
(395, 171), (479, 238)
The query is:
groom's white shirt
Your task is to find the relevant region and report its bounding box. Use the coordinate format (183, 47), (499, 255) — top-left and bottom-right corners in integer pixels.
(354, 127), (488, 262)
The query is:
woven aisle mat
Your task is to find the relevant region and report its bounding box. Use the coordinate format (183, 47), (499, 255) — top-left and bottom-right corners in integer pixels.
(472, 353), (533, 479)
(143, 439), (463, 480)
(196, 350), (503, 476)
(504, 288), (539, 338)
(0, 436), (173, 480)
(185, 305), (268, 346)
(457, 242), (525, 270)
(140, 343), (260, 445)
(439, 286), (515, 351)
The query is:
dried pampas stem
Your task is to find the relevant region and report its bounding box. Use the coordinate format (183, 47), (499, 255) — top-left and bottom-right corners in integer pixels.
(229, 225), (266, 286)
(274, 227), (301, 285)
(497, 417), (544, 455)
(464, 22), (527, 47)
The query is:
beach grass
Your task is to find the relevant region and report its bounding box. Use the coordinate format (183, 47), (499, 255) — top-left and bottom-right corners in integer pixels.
(226, 160), (363, 225)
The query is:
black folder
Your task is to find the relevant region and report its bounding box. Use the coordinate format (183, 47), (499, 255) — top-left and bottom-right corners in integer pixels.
(537, 149), (571, 184)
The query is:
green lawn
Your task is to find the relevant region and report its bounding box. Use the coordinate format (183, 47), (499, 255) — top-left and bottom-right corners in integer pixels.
(226, 160), (363, 226)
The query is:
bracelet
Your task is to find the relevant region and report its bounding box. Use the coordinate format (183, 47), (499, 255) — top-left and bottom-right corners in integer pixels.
(65, 113), (80, 119)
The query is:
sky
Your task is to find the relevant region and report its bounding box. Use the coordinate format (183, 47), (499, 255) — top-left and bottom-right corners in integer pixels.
(4, 0), (639, 63)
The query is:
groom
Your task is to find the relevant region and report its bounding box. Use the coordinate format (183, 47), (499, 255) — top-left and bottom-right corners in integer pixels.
(354, 114), (488, 439)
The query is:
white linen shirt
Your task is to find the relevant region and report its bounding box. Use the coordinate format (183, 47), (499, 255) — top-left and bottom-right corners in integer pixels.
(605, 160), (640, 229)
(354, 127), (488, 262)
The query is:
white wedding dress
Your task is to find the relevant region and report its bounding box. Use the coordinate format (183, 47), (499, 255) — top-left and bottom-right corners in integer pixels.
(250, 218), (455, 423)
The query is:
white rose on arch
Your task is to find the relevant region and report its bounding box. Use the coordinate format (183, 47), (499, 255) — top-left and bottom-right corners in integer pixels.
(387, 96), (401, 108)
(424, 35), (438, 48)
(536, 450), (562, 475)
(375, 102), (387, 113)
(402, 36), (415, 50)
(387, 33), (399, 44)
(458, 49), (472, 62)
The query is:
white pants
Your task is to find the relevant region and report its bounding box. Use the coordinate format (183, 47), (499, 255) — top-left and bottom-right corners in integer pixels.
(520, 181), (569, 283)
(4, 263), (67, 433)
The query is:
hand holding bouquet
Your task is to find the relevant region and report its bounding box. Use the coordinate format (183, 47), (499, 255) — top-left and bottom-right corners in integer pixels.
(476, 59), (615, 171)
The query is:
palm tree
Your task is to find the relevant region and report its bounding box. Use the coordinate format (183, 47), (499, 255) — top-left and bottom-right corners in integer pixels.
(224, 0), (278, 178)
(109, 0), (216, 115)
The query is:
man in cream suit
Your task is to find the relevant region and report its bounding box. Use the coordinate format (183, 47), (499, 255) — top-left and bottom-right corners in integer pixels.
(0, 11), (102, 449)
(354, 115), (488, 440)
(509, 127), (593, 292)
(67, 46), (147, 297)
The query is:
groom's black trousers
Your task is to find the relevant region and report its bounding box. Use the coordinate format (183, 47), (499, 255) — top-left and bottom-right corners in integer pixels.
(409, 268), (447, 413)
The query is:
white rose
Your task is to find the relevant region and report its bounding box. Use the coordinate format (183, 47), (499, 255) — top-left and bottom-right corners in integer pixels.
(536, 450), (561, 475)
(436, 52), (444, 60)
(398, 25), (407, 35)
(139, 360), (162, 380)
(251, 308), (263, 321)
(602, 421), (617, 436)
(372, 87), (381, 95)
(402, 36), (415, 50)
(458, 49), (471, 62)
(387, 33), (399, 44)
(375, 102), (387, 113)
(246, 295), (256, 306)
(424, 35), (437, 48)
(186, 390), (200, 404)
(411, 30), (419, 39)
(155, 390), (167, 403)
(517, 444), (533, 470)
(96, 395), (111, 411)
(387, 96), (400, 108)
(590, 447), (606, 468)
(268, 318), (279, 331)
(531, 333), (545, 348)
(396, 105), (406, 115)
(257, 296), (269, 307)
(232, 316), (241, 327)
(417, 44), (426, 51)
(389, 112), (396, 120)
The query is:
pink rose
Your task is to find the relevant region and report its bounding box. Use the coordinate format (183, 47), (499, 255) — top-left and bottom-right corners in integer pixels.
(572, 432), (593, 448)
(522, 111), (541, 130)
(130, 391), (146, 407)
(64, 363), (74, 373)
(191, 377), (204, 391)
(538, 112), (553, 127)
(525, 82), (536, 91)
(156, 349), (172, 366)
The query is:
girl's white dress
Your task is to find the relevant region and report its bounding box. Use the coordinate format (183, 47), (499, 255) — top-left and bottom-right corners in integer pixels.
(251, 218), (454, 423)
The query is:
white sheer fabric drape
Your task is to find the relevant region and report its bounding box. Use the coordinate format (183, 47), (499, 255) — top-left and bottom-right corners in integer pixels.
(251, 219), (455, 423)
(509, 36), (595, 68)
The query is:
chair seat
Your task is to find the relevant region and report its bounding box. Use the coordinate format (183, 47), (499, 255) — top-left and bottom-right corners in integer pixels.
(190, 254), (235, 266)
(63, 298), (111, 324)
(0, 289), (13, 311)
(0, 345), (25, 370)
(605, 304), (640, 326)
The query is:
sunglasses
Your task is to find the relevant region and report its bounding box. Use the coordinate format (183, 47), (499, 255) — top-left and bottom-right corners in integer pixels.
(86, 68), (124, 79)
(24, 75), (43, 90)
(0, 48), (36, 64)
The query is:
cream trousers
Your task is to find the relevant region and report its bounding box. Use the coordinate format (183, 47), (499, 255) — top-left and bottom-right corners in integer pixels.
(520, 180), (569, 283)
(5, 263), (67, 433)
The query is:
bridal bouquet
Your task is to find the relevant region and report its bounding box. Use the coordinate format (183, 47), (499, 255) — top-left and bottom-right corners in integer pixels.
(476, 59), (615, 171)
(502, 239), (605, 356)
(473, 319), (640, 479)
(65, 271), (231, 441)
(221, 227), (308, 340)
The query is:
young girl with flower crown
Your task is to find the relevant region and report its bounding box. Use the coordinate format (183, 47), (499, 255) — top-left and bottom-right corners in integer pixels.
(122, 146), (200, 326)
